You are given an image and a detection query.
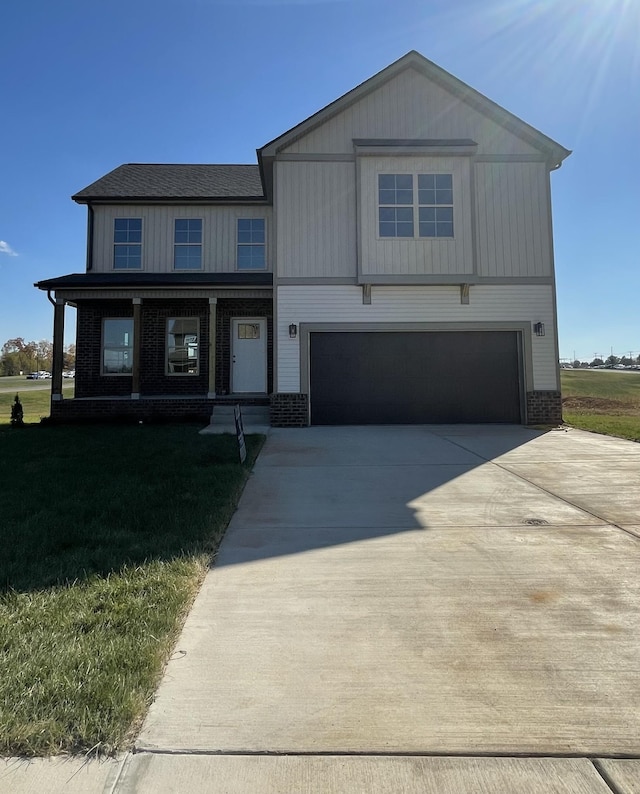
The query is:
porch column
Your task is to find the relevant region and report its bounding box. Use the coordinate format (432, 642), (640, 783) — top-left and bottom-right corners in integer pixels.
(51, 298), (65, 401)
(131, 298), (142, 399)
(208, 298), (217, 398)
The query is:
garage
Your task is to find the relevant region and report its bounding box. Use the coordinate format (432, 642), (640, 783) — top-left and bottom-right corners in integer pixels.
(309, 330), (522, 425)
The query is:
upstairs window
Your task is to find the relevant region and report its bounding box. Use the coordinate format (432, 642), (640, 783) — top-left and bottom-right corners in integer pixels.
(113, 218), (142, 269)
(378, 174), (414, 238)
(378, 174), (454, 239)
(167, 318), (199, 375)
(102, 318), (133, 374)
(174, 219), (202, 270)
(418, 174), (454, 238)
(237, 218), (266, 270)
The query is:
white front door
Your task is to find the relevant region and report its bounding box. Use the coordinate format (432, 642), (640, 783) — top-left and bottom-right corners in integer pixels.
(231, 318), (267, 393)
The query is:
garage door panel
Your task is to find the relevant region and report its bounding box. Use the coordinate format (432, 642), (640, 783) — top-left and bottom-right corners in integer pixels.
(310, 331), (521, 425)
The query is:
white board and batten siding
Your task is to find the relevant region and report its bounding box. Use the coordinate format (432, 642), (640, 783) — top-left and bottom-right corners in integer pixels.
(275, 161), (356, 279)
(475, 162), (552, 278)
(278, 285), (557, 392)
(274, 158), (553, 281)
(91, 205), (273, 273)
(282, 68), (540, 157)
(359, 156), (473, 277)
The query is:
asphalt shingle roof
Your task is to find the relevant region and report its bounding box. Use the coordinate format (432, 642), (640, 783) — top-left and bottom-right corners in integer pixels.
(72, 164), (265, 202)
(35, 272), (273, 289)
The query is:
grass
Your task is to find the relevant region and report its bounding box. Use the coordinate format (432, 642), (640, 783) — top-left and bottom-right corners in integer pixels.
(0, 381), (74, 425)
(561, 369), (640, 442)
(0, 423), (263, 756)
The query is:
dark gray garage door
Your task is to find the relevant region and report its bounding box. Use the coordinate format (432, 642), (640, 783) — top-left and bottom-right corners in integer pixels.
(309, 331), (522, 425)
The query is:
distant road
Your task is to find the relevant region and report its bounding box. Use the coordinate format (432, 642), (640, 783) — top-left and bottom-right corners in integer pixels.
(0, 377), (74, 394)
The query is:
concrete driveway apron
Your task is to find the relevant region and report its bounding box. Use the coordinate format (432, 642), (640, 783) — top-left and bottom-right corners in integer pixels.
(131, 425), (640, 792)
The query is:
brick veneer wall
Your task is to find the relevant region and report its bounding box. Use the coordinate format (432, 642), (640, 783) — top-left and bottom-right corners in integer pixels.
(140, 299), (209, 395)
(75, 301), (134, 398)
(270, 393), (309, 427)
(526, 390), (562, 425)
(76, 297), (274, 399)
(215, 298), (273, 394)
(49, 398), (214, 423)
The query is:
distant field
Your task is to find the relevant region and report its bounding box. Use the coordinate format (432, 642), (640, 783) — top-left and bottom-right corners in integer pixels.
(561, 370), (640, 442)
(0, 381), (74, 425)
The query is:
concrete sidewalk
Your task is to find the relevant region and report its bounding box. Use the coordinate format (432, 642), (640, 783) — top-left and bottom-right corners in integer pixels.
(4, 426), (640, 792)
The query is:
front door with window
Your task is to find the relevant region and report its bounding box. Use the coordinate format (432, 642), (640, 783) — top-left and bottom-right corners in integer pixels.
(231, 318), (267, 393)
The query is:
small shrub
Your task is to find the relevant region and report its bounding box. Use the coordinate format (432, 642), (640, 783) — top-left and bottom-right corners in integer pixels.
(10, 394), (24, 428)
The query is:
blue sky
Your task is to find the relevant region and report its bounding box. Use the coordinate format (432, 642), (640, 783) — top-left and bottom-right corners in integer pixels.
(1, 0), (638, 361)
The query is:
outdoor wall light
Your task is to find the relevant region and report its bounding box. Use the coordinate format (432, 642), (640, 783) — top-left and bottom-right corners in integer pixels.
(289, 323), (298, 339)
(533, 322), (545, 337)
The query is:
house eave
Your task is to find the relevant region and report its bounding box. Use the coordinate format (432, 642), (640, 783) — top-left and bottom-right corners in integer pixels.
(34, 273), (274, 291)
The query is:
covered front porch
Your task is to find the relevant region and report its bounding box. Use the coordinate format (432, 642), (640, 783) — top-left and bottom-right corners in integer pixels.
(34, 272), (273, 422)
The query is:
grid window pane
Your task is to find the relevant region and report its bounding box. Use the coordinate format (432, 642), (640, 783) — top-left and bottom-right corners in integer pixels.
(167, 318), (199, 375)
(174, 245), (202, 270)
(114, 218), (141, 242)
(378, 174), (414, 205)
(419, 206), (454, 238)
(418, 174), (435, 190)
(418, 174), (453, 205)
(174, 220), (202, 269)
(102, 318), (133, 374)
(173, 219), (201, 243)
(378, 207), (414, 238)
(236, 219), (266, 269)
(114, 219), (142, 268)
(114, 244), (142, 269)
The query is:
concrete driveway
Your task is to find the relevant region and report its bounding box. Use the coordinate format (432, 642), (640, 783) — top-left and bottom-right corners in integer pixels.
(129, 425), (640, 792)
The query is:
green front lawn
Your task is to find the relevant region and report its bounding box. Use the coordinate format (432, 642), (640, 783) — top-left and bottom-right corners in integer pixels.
(0, 424), (263, 756)
(561, 370), (640, 442)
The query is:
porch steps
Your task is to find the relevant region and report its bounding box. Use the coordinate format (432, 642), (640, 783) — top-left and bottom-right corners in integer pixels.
(199, 404), (271, 436)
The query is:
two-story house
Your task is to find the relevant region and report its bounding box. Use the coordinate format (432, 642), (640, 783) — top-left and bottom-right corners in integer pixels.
(36, 51), (570, 427)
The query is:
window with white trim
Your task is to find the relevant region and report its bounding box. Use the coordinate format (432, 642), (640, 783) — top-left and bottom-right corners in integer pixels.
(113, 218), (142, 269)
(378, 174), (454, 238)
(102, 318), (133, 374)
(166, 318), (199, 375)
(237, 218), (266, 269)
(174, 219), (202, 270)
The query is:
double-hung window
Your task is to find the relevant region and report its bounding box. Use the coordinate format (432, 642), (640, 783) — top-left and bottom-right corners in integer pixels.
(378, 174), (454, 238)
(102, 318), (133, 374)
(237, 218), (266, 270)
(114, 219), (142, 269)
(174, 219), (202, 270)
(418, 174), (454, 237)
(167, 318), (199, 375)
(378, 174), (414, 237)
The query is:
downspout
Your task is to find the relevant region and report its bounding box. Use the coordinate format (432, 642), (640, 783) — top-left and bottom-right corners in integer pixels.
(86, 203), (94, 271)
(46, 290), (56, 308)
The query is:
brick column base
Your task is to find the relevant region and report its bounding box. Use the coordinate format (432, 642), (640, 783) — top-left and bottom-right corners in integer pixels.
(270, 393), (309, 427)
(526, 390), (562, 425)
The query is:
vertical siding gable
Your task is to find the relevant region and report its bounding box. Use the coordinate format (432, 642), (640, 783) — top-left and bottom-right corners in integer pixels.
(281, 68), (541, 157)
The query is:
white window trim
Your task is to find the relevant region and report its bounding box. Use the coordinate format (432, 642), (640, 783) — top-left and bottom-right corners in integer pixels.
(166, 317), (200, 376)
(101, 317), (134, 376)
(236, 218), (267, 271)
(173, 218), (203, 271)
